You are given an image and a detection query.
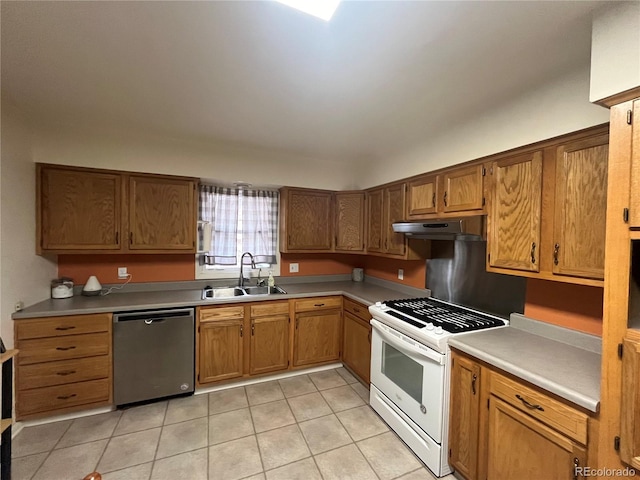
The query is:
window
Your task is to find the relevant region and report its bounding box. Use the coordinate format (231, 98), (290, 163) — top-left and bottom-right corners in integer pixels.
(196, 185), (279, 279)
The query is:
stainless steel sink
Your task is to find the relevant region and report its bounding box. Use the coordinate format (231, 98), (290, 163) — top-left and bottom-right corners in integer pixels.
(242, 286), (287, 296)
(202, 285), (286, 299)
(202, 286), (245, 299)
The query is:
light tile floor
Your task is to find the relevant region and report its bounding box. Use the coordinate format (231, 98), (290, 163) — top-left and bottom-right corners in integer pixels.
(12, 367), (455, 480)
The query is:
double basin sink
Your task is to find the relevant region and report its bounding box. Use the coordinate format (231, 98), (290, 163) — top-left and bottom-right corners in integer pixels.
(202, 285), (287, 300)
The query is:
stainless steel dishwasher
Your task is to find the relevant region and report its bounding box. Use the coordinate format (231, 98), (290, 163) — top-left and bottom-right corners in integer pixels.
(113, 308), (195, 406)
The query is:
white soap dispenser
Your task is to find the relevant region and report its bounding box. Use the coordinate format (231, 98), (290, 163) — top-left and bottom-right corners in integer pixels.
(268, 270), (275, 287)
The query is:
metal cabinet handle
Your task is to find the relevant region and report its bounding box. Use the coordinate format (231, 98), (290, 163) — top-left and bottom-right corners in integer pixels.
(56, 346), (76, 351)
(129, 232), (133, 245)
(55, 326), (75, 331)
(573, 458), (579, 480)
(314, 303), (325, 307)
(530, 242), (536, 264)
(432, 192), (436, 207)
(240, 325), (243, 337)
(443, 191), (448, 207)
(251, 322), (255, 336)
(56, 370), (76, 376)
(515, 394), (544, 411)
(57, 394), (77, 400)
(115, 231), (119, 244)
(554, 243), (560, 265)
(472, 373), (477, 395)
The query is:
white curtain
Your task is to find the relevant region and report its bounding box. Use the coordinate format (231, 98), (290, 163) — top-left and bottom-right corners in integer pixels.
(241, 189), (278, 265)
(199, 185), (239, 265)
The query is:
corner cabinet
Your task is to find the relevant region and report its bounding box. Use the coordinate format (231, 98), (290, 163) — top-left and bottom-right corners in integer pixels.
(486, 125), (609, 287)
(342, 298), (371, 384)
(334, 192), (366, 253)
(37, 164), (198, 254)
(279, 187), (333, 252)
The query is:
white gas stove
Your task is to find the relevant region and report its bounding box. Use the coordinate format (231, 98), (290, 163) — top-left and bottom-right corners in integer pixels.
(369, 296), (508, 354)
(368, 296), (508, 477)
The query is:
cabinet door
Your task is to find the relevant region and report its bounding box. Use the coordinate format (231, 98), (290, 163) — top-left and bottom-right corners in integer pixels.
(198, 319), (244, 384)
(407, 175), (438, 218)
(621, 335), (640, 470)
(249, 315), (289, 375)
(553, 134), (609, 280)
(129, 175), (196, 251)
(293, 310), (342, 366)
(442, 165), (484, 213)
(487, 397), (587, 480)
(488, 152), (543, 272)
(285, 189), (333, 250)
(449, 353), (481, 480)
(39, 165), (121, 251)
(366, 189), (384, 253)
(384, 184), (406, 256)
(630, 99), (640, 227)
(335, 192), (365, 252)
(342, 312), (371, 384)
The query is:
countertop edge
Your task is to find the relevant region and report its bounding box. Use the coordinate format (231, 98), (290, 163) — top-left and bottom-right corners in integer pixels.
(449, 339), (600, 413)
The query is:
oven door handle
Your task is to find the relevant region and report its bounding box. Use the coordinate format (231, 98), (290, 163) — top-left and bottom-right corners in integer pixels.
(371, 319), (445, 365)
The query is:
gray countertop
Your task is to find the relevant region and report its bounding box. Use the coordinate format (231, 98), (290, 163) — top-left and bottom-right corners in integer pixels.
(449, 314), (601, 412)
(12, 277), (428, 319)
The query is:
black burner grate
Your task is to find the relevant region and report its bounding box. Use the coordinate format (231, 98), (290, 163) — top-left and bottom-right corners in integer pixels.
(384, 297), (505, 333)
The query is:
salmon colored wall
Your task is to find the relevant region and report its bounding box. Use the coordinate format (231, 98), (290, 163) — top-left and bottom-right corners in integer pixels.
(524, 278), (603, 336)
(363, 257), (425, 289)
(58, 255), (195, 284)
(280, 254), (360, 277)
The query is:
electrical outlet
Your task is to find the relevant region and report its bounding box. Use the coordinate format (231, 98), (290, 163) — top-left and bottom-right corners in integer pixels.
(289, 263), (299, 273)
(398, 269), (404, 280)
(14, 301), (24, 312)
(118, 267), (128, 279)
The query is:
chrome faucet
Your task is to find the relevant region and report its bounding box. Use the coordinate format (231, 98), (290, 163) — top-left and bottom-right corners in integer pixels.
(238, 252), (256, 288)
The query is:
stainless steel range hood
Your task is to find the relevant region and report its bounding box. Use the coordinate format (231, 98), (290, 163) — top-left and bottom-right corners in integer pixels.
(393, 216), (484, 240)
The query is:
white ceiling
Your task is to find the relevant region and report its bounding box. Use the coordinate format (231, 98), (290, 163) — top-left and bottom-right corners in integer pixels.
(1, 1), (610, 163)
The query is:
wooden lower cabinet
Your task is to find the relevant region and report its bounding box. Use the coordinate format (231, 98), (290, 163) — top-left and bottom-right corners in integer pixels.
(14, 313), (112, 420)
(249, 302), (290, 375)
(449, 349), (592, 480)
(198, 314), (244, 384)
(487, 397), (587, 479)
(293, 297), (342, 367)
(449, 351), (481, 480)
(342, 298), (371, 384)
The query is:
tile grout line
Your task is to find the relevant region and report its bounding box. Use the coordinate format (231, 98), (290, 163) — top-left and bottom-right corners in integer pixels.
(245, 386), (267, 478)
(29, 419), (75, 480)
(206, 390), (210, 479)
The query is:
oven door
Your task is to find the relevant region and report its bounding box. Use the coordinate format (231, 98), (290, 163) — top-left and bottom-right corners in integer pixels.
(370, 319), (446, 443)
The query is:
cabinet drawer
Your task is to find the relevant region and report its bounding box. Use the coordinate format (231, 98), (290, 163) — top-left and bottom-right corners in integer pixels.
(199, 306), (245, 322)
(16, 313), (111, 340)
(18, 355), (110, 390)
(18, 332), (110, 365)
(250, 301), (289, 318)
(294, 296), (342, 313)
(18, 378), (110, 417)
(343, 298), (370, 322)
(490, 370), (588, 445)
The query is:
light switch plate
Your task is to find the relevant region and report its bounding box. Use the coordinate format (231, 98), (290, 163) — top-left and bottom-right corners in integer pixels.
(398, 269), (404, 280)
(289, 263), (299, 273)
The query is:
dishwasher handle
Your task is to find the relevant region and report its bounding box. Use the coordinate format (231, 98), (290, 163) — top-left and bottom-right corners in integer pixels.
(113, 308), (194, 323)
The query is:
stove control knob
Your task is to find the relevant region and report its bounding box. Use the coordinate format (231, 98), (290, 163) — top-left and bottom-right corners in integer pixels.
(434, 326), (444, 335)
(375, 302), (382, 307)
(425, 323), (434, 330)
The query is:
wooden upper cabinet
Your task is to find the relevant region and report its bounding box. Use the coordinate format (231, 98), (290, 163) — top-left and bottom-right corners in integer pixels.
(128, 175), (196, 251)
(280, 187), (333, 252)
(552, 134), (609, 280)
(366, 189), (384, 253)
(407, 174), (438, 218)
(630, 100), (640, 227)
(37, 164), (197, 254)
(335, 192), (365, 253)
(488, 152), (543, 272)
(384, 183), (406, 256)
(38, 165), (121, 252)
(442, 164), (484, 213)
